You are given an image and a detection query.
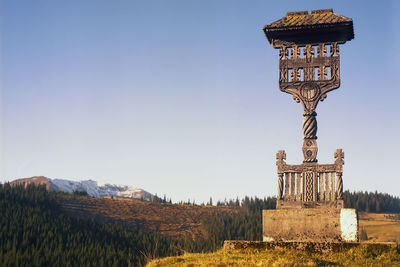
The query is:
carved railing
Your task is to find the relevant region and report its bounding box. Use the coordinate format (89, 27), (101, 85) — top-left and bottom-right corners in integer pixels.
(276, 149), (344, 202)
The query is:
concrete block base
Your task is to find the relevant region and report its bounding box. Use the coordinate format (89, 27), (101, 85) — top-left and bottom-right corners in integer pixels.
(263, 208), (358, 242)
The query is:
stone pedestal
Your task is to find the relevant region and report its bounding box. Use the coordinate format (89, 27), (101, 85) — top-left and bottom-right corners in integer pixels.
(263, 208), (358, 242)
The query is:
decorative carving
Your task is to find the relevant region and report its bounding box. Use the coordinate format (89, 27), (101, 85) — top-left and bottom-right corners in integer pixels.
(292, 45), (300, 59)
(337, 173), (343, 200)
(304, 171), (314, 201)
(302, 138), (317, 162)
(271, 39), (345, 201)
(305, 45), (314, 62)
(274, 152), (345, 204)
(279, 46), (288, 59)
(276, 150), (286, 200)
(331, 42), (339, 57)
(278, 173), (284, 200)
(278, 44), (341, 159)
(334, 149), (344, 200)
(276, 150), (287, 173)
(302, 112), (317, 139)
(317, 44), (327, 57)
(334, 149), (344, 166)
(265, 9), (353, 207)
(300, 83), (320, 101)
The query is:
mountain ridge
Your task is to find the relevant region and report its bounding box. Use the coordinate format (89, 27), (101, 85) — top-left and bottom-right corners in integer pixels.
(10, 176), (153, 201)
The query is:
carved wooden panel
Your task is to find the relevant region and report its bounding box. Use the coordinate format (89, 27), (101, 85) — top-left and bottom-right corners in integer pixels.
(303, 171), (314, 201)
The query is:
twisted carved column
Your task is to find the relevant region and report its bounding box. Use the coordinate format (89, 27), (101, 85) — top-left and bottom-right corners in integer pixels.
(334, 149), (344, 200)
(336, 173), (343, 200)
(276, 150), (286, 200)
(302, 111), (318, 163)
(302, 112), (317, 139)
(278, 173), (284, 200)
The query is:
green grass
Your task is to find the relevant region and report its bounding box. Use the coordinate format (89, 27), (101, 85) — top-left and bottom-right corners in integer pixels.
(147, 245), (400, 266)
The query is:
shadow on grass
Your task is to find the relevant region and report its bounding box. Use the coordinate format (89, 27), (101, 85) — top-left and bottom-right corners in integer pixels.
(312, 257), (339, 266)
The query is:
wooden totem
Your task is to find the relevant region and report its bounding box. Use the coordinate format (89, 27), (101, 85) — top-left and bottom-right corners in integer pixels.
(263, 9), (354, 207)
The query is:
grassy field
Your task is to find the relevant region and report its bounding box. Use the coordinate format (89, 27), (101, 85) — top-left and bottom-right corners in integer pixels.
(147, 245), (400, 266)
(147, 212), (400, 266)
(359, 212), (400, 243)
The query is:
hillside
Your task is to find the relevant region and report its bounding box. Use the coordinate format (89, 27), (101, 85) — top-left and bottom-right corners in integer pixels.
(57, 194), (236, 239)
(359, 212), (400, 243)
(0, 183), (185, 266)
(57, 194), (400, 242)
(147, 246), (400, 266)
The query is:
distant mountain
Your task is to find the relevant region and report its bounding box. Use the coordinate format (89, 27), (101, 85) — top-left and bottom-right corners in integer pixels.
(10, 176), (153, 201)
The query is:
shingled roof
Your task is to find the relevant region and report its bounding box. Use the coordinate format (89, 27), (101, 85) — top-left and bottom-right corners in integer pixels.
(263, 9), (354, 44)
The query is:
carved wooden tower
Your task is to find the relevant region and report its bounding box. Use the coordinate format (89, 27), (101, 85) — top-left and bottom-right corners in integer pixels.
(263, 9), (354, 208)
(262, 9), (358, 242)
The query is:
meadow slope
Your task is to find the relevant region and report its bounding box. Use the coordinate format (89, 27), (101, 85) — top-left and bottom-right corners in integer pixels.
(147, 246), (400, 266)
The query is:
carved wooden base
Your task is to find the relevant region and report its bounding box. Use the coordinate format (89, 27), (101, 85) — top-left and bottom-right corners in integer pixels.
(276, 149), (344, 207)
(276, 199), (344, 209)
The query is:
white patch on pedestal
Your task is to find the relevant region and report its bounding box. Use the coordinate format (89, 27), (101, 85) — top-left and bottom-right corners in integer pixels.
(263, 236), (274, 242)
(340, 209), (358, 241)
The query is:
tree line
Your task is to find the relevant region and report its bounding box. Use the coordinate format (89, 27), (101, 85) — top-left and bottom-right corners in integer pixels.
(342, 190), (400, 213)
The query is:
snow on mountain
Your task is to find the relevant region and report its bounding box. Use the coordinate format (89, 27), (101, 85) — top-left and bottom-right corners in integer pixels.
(10, 176), (153, 201)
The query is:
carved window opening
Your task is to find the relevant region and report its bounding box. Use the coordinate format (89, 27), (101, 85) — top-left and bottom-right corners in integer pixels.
(288, 68), (294, 82)
(325, 66), (331, 80)
(326, 44), (331, 57)
(299, 68), (304, 81)
(299, 46), (305, 58)
(314, 67), (320, 80)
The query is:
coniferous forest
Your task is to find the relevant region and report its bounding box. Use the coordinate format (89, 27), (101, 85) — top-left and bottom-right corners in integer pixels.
(1, 183), (399, 266)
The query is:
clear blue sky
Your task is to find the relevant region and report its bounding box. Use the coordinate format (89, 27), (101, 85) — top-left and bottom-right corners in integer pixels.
(1, 0), (399, 203)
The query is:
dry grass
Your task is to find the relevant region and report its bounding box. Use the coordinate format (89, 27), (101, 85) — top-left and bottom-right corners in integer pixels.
(147, 212), (400, 266)
(359, 212), (400, 242)
(147, 246), (400, 267)
(57, 195), (236, 239)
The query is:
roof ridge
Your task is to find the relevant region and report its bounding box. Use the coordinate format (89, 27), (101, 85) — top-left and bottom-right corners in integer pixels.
(311, 8), (333, 14)
(286, 11), (308, 17)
